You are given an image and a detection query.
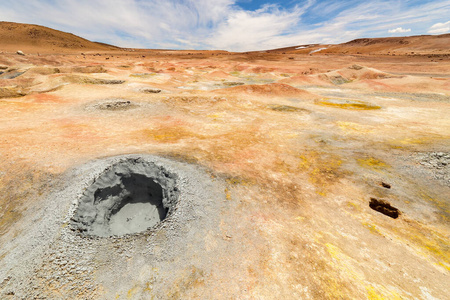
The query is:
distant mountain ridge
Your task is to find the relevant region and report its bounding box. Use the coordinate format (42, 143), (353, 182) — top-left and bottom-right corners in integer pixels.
(267, 33), (450, 55)
(1, 21), (449, 55)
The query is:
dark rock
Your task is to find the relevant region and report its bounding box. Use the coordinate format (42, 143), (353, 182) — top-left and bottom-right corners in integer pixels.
(140, 88), (161, 94)
(369, 198), (400, 219)
(0, 69), (26, 79)
(381, 182), (391, 189)
(349, 64), (363, 70)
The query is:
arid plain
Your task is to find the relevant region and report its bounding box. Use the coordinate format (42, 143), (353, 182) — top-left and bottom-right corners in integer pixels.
(0, 22), (449, 299)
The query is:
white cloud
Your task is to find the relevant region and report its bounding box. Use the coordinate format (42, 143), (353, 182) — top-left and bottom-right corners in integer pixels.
(207, 5), (306, 51)
(0, 0), (449, 51)
(0, 0), (235, 49)
(428, 21), (450, 34)
(388, 27), (411, 33)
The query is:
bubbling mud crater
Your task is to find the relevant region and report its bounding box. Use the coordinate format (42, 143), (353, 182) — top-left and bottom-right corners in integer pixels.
(70, 158), (179, 237)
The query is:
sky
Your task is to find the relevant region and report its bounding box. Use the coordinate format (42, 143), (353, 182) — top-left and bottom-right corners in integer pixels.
(0, 0), (449, 51)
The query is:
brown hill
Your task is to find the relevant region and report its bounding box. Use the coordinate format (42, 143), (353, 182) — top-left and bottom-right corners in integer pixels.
(268, 34), (450, 55)
(0, 21), (121, 53)
(326, 34), (450, 55)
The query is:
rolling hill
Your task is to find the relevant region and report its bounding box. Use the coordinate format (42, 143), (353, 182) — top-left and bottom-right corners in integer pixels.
(268, 34), (450, 55)
(0, 21), (121, 53)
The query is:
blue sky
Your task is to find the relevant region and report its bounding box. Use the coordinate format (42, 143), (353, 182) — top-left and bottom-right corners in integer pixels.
(236, 0), (297, 10)
(0, 0), (449, 51)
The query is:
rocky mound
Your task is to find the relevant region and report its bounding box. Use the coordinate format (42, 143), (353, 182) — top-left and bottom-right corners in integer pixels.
(218, 83), (316, 98)
(318, 65), (401, 85)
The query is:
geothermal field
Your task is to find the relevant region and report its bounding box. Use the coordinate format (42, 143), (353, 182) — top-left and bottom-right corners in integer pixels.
(0, 22), (449, 299)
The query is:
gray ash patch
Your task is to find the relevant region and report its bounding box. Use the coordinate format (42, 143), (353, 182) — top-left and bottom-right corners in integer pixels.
(416, 152), (449, 186)
(90, 99), (138, 111)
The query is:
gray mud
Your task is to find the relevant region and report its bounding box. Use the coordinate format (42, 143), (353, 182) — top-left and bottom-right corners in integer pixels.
(71, 158), (179, 237)
(0, 154), (228, 299)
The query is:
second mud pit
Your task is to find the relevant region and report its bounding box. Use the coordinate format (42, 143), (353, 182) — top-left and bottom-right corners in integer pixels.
(71, 158), (179, 237)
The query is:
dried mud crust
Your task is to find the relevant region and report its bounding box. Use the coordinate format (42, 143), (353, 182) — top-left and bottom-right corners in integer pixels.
(0, 155), (227, 299)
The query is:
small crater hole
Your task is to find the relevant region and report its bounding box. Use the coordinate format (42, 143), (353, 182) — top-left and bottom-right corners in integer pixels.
(71, 159), (179, 237)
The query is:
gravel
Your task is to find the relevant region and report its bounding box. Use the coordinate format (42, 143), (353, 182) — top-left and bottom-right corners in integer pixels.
(416, 152), (450, 186)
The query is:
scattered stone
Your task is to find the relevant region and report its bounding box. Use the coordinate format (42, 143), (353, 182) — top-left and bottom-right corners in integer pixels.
(369, 198), (400, 219)
(419, 152), (449, 169)
(130, 73), (155, 78)
(0, 276), (11, 288)
(267, 104), (309, 113)
(71, 66), (107, 73)
(0, 87), (26, 98)
(140, 87), (161, 94)
(349, 64), (364, 70)
(96, 79), (124, 84)
(222, 82), (245, 87)
(66, 75), (125, 85)
(16, 50), (25, 56)
(29, 67), (60, 75)
(0, 69), (26, 79)
(381, 182), (391, 189)
(329, 75), (350, 85)
(417, 152), (449, 186)
(94, 99), (137, 111)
